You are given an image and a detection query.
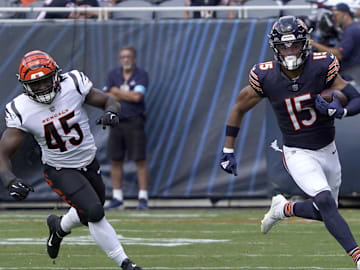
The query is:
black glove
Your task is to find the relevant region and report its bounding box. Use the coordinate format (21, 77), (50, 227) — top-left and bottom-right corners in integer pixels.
(220, 151), (238, 176)
(8, 180), (34, 201)
(96, 111), (119, 129)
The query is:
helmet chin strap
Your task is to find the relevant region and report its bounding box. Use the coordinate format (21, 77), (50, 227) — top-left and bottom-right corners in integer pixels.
(282, 55), (303, 70)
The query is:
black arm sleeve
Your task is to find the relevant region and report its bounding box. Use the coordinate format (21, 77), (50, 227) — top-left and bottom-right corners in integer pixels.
(343, 83), (360, 116)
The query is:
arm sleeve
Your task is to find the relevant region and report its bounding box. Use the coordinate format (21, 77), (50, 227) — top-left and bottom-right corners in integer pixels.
(325, 54), (340, 88)
(342, 83), (360, 116)
(68, 70), (93, 98)
(5, 102), (28, 132)
(249, 65), (266, 97)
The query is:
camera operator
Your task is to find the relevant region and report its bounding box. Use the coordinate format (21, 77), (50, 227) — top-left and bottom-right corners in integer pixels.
(310, 3), (360, 84)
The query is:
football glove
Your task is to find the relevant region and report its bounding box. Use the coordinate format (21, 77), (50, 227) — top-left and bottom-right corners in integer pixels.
(96, 111), (119, 129)
(315, 94), (346, 119)
(8, 180), (34, 201)
(220, 151), (238, 176)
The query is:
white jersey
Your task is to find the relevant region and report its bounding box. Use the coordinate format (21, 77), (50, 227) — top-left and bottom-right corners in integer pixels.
(5, 70), (97, 169)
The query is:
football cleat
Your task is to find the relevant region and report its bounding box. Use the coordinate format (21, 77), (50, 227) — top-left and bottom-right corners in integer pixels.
(46, 215), (68, 259)
(121, 258), (144, 270)
(261, 194), (288, 234)
(357, 259), (360, 270)
(136, 198), (148, 210)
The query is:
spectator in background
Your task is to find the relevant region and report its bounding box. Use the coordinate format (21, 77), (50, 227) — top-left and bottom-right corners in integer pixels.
(310, 3), (360, 84)
(185, 0), (232, 19)
(325, 0), (360, 17)
(103, 46), (150, 210)
(36, 0), (99, 19)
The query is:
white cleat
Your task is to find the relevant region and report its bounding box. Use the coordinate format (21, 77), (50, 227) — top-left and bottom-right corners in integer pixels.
(357, 259), (360, 270)
(261, 194), (288, 234)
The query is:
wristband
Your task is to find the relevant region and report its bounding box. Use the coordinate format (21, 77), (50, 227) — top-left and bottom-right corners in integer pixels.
(226, 125), (240, 137)
(0, 170), (17, 188)
(342, 108), (348, 118)
(223, 147), (234, 153)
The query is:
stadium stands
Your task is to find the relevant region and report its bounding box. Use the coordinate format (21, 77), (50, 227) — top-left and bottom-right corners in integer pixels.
(243, 0), (280, 19)
(155, 0), (185, 19)
(283, 0), (312, 18)
(112, 0), (154, 20)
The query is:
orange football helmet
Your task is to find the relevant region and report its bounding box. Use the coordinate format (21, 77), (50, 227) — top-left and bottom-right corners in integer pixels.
(18, 50), (61, 104)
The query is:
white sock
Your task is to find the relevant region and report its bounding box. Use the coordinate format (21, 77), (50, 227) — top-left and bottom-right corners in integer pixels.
(138, 190), (148, 200)
(88, 216), (128, 266)
(60, 207), (82, 233)
(113, 189), (123, 201)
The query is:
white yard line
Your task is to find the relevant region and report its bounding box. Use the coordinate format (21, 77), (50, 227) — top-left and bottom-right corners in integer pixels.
(0, 267), (356, 270)
(0, 253), (347, 258)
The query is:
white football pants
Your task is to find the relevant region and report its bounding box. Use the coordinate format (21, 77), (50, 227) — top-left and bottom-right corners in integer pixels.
(282, 141), (341, 203)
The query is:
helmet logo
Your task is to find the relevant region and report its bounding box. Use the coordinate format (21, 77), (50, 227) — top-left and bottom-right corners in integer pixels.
(30, 71), (45, 80)
(281, 34), (296, 42)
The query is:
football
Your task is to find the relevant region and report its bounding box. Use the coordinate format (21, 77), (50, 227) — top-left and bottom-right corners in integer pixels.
(320, 88), (348, 106)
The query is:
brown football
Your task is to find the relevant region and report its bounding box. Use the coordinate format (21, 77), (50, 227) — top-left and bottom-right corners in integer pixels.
(320, 89), (348, 106)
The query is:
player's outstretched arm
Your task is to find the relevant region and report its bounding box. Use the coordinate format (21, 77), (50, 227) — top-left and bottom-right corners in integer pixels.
(0, 128), (34, 200)
(85, 88), (121, 112)
(224, 85), (263, 148)
(85, 88), (121, 128)
(220, 85), (262, 175)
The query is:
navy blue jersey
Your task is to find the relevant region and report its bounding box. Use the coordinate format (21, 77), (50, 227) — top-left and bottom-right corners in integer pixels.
(104, 67), (148, 119)
(249, 52), (340, 150)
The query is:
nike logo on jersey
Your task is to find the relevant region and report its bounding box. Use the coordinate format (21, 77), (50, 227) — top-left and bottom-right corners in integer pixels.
(328, 108), (336, 116)
(332, 149), (337, 154)
(132, 264), (137, 268)
(48, 234), (54, 247)
(221, 160), (229, 169)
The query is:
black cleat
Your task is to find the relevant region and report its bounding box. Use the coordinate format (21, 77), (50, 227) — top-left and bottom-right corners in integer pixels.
(121, 258), (144, 270)
(46, 215), (68, 259)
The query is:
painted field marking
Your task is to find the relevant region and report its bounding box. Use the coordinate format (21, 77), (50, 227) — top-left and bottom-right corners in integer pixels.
(0, 253), (347, 258)
(0, 267), (356, 270)
(0, 235), (229, 247)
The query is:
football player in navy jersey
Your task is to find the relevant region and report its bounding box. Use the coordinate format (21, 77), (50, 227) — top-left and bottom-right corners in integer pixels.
(220, 16), (360, 268)
(0, 50), (143, 270)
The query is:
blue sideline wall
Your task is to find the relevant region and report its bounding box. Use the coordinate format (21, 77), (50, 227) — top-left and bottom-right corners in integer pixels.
(0, 20), (359, 201)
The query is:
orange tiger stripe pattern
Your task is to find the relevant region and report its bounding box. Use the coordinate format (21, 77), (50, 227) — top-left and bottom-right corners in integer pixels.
(326, 57), (340, 84)
(349, 246), (360, 263)
(284, 201), (294, 217)
(18, 50), (57, 82)
(249, 70), (263, 94)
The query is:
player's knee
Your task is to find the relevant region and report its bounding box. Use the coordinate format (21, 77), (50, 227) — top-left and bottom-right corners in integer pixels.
(87, 203), (104, 222)
(314, 190), (337, 213)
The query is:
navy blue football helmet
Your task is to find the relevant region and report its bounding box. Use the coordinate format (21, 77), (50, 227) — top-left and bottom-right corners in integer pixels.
(269, 16), (311, 70)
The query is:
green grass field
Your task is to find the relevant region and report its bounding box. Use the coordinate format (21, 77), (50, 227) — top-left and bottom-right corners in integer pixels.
(0, 208), (359, 269)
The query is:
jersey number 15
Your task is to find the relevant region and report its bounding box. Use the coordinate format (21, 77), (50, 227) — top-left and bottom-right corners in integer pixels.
(285, 93), (317, 131)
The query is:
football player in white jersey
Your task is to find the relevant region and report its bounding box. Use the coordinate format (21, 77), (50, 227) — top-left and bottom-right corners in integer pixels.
(0, 50), (143, 270)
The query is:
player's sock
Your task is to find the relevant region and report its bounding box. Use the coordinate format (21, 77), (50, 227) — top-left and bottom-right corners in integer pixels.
(60, 207), (82, 234)
(349, 247), (360, 264)
(138, 190), (148, 200)
(293, 200), (322, 220)
(314, 191), (358, 252)
(283, 201), (294, 217)
(88, 216), (128, 266)
(113, 189), (123, 201)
